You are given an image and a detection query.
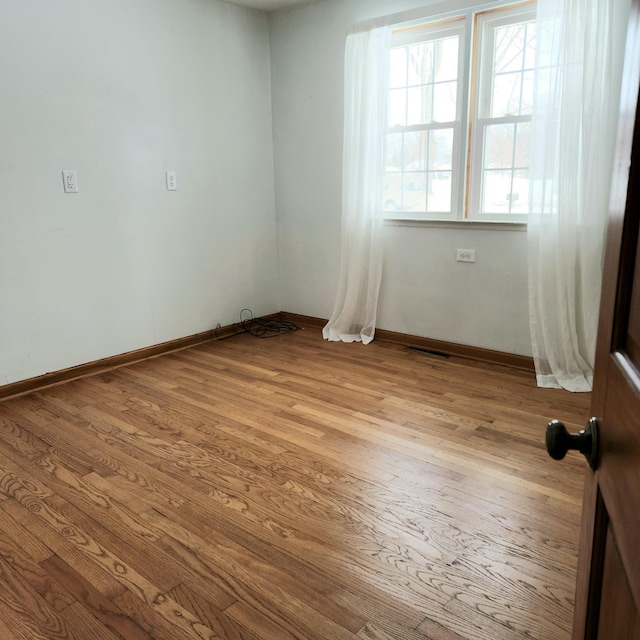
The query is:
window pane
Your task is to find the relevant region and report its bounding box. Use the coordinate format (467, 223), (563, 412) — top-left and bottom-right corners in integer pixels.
(480, 123), (531, 215)
(407, 86), (433, 125)
(433, 81), (457, 122)
(427, 172), (452, 212)
(520, 69), (535, 115)
(524, 23), (537, 69)
(429, 129), (453, 170)
(408, 42), (434, 85)
(490, 19), (536, 118)
(404, 131), (428, 171)
(514, 122), (531, 168)
(385, 132), (403, 171)
(390, 47), (408, 89)
(389, 88), (407, 126)
(485, 123), (515, 169)
(434, 37), (459, 82)
(510, 170), (529, 212)
(402, 172), (427, 211)
(491, 72), (522, 117)
(387, 20), (464, 219)
(494, 24), (526, 74)
(482, 170), (513, 213)
(383, 173), (403, 211)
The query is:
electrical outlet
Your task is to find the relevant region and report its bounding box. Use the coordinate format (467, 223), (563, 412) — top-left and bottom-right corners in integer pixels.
(62, 170), (78, 193)
(456, 249), (476, 263)
(166, 171), (177, 191)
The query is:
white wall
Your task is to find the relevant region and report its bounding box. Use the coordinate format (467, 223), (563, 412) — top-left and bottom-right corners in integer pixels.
(269, 0), (532, 356)
(0, 0), (280, 385)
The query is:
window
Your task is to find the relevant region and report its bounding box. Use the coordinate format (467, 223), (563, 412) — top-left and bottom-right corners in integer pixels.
(384, 2), (537, 222)
(385, 20), (465, 218)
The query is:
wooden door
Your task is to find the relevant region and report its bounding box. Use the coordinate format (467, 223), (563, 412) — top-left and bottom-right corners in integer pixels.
(569, 3), (640, 638)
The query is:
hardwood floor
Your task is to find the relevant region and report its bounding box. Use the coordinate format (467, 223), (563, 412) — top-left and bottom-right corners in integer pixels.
(0, 327), (590, 640)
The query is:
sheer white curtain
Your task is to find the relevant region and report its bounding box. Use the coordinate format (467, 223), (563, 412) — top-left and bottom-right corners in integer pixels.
(323, 25), (391, 344)
(528, 0), (630, 391)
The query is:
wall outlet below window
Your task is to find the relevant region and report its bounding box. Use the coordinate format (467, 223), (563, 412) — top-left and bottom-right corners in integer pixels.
(62, 170), (78, 193)
(457, 249), (476, 263)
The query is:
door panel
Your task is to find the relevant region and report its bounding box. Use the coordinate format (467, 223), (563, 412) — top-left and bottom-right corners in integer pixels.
(596, 526), (640, 640)
(571, 1), (640, 638)
(596, 357), (640, 622)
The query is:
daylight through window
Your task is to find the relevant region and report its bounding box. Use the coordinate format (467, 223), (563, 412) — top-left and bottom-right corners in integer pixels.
(384, 2), (537, 222)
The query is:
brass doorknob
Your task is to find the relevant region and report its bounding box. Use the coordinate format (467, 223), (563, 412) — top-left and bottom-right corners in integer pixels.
(546, 417), (599, 470)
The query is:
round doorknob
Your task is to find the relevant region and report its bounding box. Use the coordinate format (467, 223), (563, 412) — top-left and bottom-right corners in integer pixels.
(546, 417), (599, 470)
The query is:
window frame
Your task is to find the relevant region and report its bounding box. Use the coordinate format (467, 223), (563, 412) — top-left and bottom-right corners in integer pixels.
(384, 18), (467, 221)
(468, 3), (537, 222)
(385, 0), (537, 224)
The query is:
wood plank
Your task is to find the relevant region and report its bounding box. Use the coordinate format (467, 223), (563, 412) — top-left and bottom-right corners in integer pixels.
(41, 555), (155, 640)
(167, 583), (256, 640)
(0, 554), (81, 640)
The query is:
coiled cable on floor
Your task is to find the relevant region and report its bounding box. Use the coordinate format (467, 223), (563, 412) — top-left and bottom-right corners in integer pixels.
(215, 308), (301, 340)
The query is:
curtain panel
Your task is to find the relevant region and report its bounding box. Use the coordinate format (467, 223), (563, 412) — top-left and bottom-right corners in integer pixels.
(528, 0), (630, 391)
(323, 26), (391, 345)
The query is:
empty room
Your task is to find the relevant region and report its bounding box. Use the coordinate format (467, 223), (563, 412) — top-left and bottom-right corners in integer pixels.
(1, 0), (639, 639)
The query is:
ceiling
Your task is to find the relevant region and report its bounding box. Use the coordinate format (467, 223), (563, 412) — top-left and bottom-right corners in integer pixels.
(222, 0), (316, 11)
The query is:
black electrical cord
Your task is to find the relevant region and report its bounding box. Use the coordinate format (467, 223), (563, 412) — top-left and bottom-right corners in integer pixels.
(214, 308), (300, 340)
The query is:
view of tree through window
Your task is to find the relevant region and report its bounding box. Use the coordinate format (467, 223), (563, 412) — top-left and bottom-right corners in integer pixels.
(478, 15), (536, 216)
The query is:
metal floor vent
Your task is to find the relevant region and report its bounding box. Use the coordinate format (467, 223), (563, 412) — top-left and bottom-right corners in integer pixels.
(406, 346), (450, 359)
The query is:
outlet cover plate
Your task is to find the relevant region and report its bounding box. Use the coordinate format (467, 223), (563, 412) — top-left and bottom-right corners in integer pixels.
(457, 249), (476, 263)
(62, 170), (78, 193)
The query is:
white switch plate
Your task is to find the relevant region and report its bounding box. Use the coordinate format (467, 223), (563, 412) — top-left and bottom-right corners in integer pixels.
(62, 170), (78, 193)
(166, 171), (177, 191)
(456, 249), (476, 263)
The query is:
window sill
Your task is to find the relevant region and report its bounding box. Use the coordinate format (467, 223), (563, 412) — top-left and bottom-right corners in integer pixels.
(383, 218), (527, 231)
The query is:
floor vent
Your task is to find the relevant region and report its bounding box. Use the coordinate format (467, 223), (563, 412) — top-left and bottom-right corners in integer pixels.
(406, 346), (450, 359)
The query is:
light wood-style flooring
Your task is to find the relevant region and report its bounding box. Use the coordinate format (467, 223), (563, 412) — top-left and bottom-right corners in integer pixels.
(0, 327), (590, 639)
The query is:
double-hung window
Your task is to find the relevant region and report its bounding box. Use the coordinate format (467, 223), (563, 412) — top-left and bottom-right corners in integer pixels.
(384, 2), (537, 222)
(385, 20), (465, 218)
